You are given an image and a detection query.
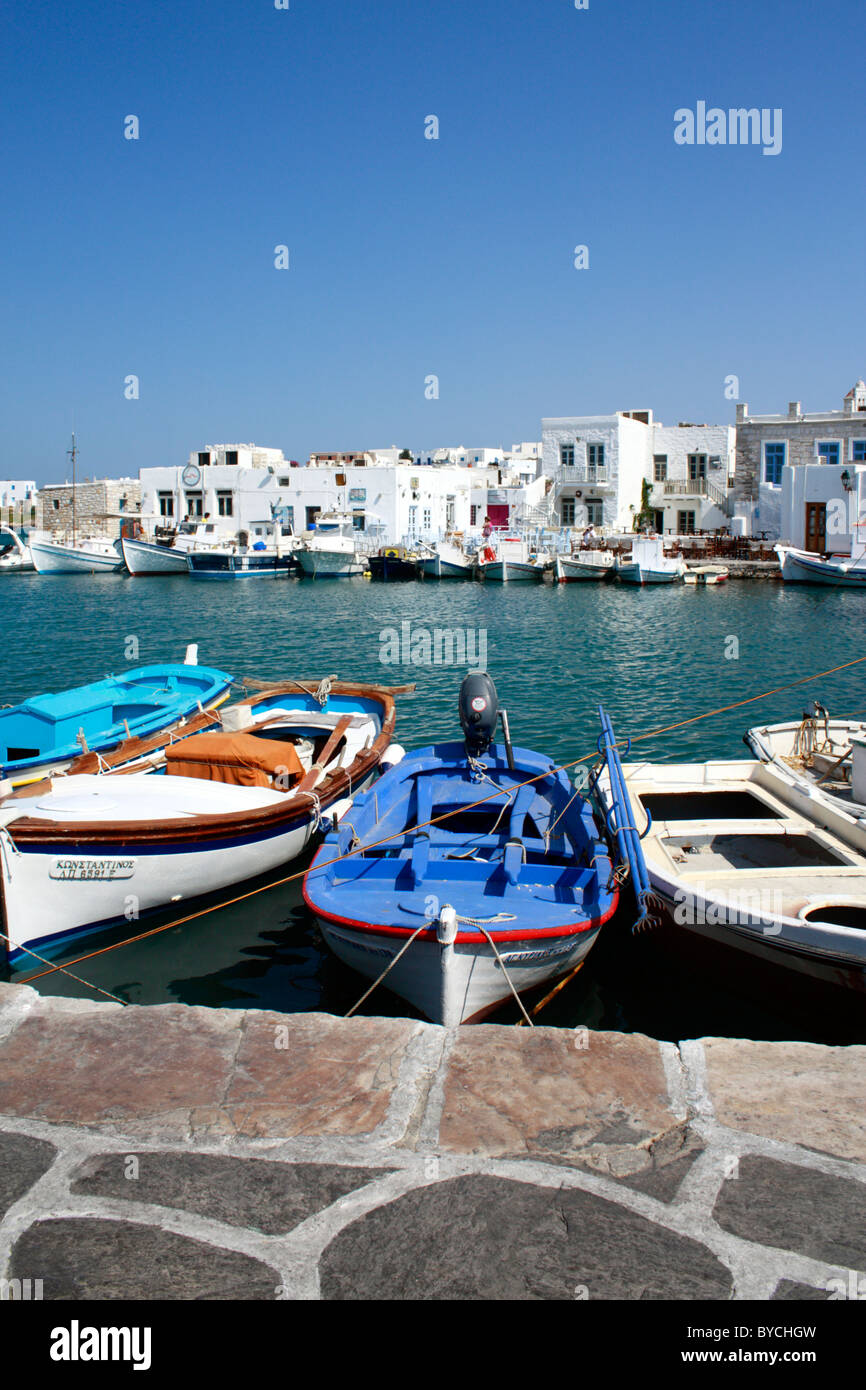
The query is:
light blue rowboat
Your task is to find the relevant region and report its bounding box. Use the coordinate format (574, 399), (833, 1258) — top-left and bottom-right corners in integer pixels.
(0, 656), (234, 784)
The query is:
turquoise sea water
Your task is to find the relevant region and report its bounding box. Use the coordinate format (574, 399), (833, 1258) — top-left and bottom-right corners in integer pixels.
(2, 571), (864, 1041)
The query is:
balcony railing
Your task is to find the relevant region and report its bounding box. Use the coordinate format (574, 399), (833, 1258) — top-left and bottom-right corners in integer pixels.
(654, 476), (730, 508)
(558, 466), (610, 486)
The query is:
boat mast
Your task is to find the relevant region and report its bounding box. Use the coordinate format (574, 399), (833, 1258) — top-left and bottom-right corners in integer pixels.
(67, 433), (77, 546)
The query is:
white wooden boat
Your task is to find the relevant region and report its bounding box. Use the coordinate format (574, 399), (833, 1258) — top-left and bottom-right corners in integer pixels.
(683, 565), (729, 586)
(616, 537), (685, 585)
(746, 707), (866, 821)
(296, 513), (366, 577)
(555, 551), (615, 582)
(596, 757), (866, 1009)
(30, 535), (124, 574)
(477, 535), (547, 582)
(0, 530), (34, 573)
(0, 681), (402, 967)
(775, 543), (866, 587)
(418, 539), (475, 579)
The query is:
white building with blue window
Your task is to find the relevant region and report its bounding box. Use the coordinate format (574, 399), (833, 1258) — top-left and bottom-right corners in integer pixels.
(733, 383), (866, 543)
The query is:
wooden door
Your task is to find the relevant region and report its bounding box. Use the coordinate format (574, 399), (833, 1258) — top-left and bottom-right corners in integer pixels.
(805, 502), (827, 554)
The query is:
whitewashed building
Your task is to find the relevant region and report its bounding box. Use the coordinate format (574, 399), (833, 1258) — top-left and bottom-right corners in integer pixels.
(543, 411), (737, 535)
(733, 384), (866, 542)
(649, 423), (736, 534)
(0, 480), (37, 508)
(542, 412), (654, 531)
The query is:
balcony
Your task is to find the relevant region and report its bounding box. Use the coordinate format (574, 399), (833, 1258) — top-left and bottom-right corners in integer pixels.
(558, 466), (611, 488)
(653, 476), (729, 508)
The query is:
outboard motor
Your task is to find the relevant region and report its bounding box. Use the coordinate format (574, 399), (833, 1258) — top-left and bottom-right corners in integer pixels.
(459, 672), (499, 759)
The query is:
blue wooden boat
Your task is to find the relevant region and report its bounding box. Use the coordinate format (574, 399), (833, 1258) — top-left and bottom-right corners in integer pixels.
(0, 652), (233, 785)
(304, 675), (620, 1024)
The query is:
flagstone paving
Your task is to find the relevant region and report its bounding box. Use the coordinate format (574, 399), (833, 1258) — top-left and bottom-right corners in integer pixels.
(0, 982), (863, 1301)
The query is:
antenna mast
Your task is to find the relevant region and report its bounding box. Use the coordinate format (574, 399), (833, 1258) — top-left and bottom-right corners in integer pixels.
(67, 433), (77, 546)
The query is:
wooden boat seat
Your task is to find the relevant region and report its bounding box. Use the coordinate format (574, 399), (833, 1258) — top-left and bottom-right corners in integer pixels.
(165, 730), (304, 789)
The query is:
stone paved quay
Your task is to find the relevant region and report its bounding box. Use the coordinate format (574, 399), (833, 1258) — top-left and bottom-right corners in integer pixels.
(0, 981), (863, 1301)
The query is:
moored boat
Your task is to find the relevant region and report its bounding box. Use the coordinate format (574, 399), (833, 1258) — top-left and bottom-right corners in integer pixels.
(0, 648), (233, 787)
(0, 680), (406, 967)
(596, 756), (866, 1012)
(304, 675), (619, 1025)
(683, 564), (729, 585)
(555, 551), (615, 582)
(746, 703), (866, 822)
(30, 535), (124, 574)
(616, 537), (685, 585)
(0, 529), (34, 573)
(476, 534), (548, 583)
(368, 547), (420, 581)
(417, 539), (475, 579)
(775, 544), (866, 587)
(296, 513), (367, 578)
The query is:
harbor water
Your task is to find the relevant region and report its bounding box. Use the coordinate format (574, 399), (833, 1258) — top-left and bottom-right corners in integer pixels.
(2, 571), (864, 1043)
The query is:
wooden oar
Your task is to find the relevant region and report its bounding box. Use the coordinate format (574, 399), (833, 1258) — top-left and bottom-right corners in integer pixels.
(296, 715), (354, 794)
(815, 746), (852, 786)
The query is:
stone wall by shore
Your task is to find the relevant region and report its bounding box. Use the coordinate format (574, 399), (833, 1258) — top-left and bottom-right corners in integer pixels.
(0, 982), (862, 1301)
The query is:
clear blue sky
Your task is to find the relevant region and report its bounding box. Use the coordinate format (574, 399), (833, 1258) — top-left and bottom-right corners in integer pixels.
(1, 0), (863, 483)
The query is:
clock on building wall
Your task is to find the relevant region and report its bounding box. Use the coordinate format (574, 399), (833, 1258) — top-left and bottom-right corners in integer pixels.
(182, 464), (201, 487)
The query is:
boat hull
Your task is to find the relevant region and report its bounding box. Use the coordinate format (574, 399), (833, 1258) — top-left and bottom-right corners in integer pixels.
(187, 553), (294, 579)
(555, 555), (613, 582)
(315, 916), (602, 1025)
(121, 537), (190, 575)
(616, 563), (680, 585)
(30, 540), (124, 574)
(418, 556), (474, 579)
(296, 549), (365, 578)
(478, 560), (545, 582)
(775, 545), (866, 587)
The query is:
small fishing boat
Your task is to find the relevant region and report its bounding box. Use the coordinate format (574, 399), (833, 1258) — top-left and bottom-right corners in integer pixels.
(746, 703), (866, 821)
(417, 539), (475, 580)
(0, 648), (233, 787)
(476, 534), (548, 582)
(296, 513), (367, 578)
(775, 541), (866, 587)
(616, 537), (685, 585)
(30, 436), (126, 575)
(683, 565), (729, 586)
(304, 675), (621, 1025)
(596, 756), (866, 1011)
(0, 529), (34, 573)
(368, 547), (420, 581)
(187, 546), (295, 579)
(120, 522), (236, 576)
(555, 551), (615, 582)
(30, 534), (124, 574)
(0, 680), (406, 967)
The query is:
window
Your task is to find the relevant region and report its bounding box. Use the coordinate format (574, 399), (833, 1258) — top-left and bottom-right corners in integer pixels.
(53, 498), (60, 510)
(561, 497), (576, 526)
(688, 454), (708, 481)
(217, 491), (233, 517)
(764, 443), (786, 485)
(408, 505), (418, 533)
(446, 497), (455, 529)
(853, 441), (866, 462)
(186, 492), (203, 518)
(588, 444), (604, 471)
(278, 476), (290, 486)
(818, 442), (840, 466)
(560, 444), (575, 469)
(352, 511), (365, 531)
(422, 508), (432, 531)
(306, 506), (320, 529)
(197, 452), (210, 468)
(653, 455), (668, 482)
(158, 492), (175, 518)
(586, 499), (603, 526)
(677, 510), (696, 535)
(224, 451), (238, 467)
(470, 505), (477, 525)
